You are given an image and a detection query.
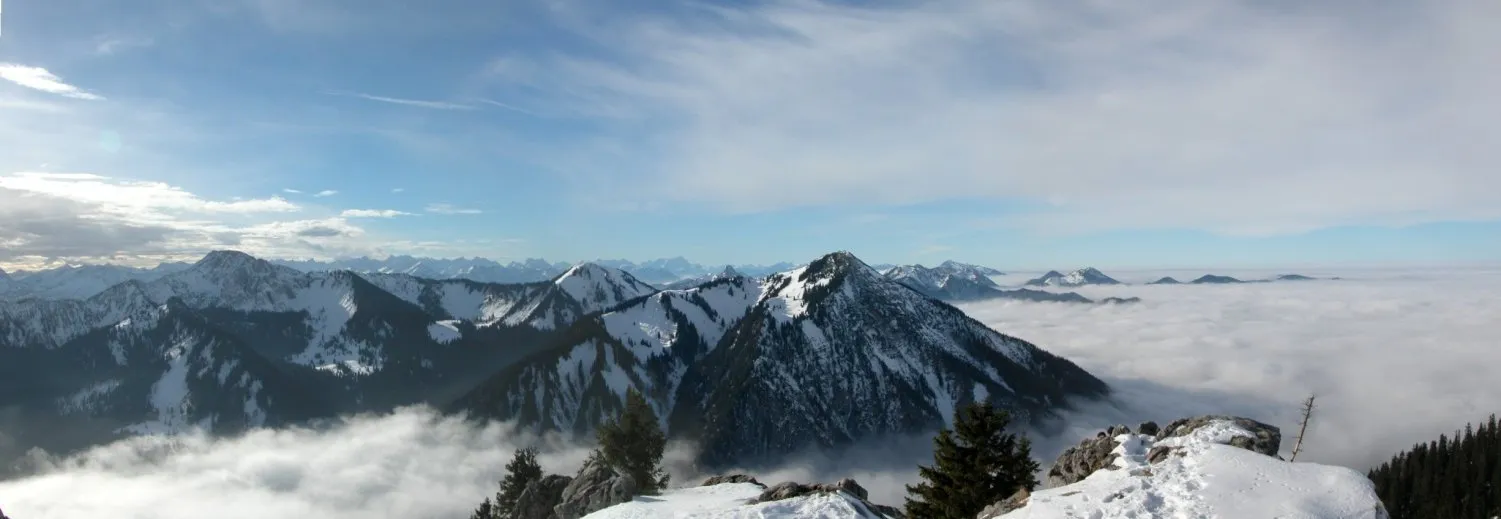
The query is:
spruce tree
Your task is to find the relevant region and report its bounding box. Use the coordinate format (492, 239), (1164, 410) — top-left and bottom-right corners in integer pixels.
(470, 497), (495, 519)
(493, 447), (543, 518)
(905, 402), (1040, 519)
(597, 388), (669, 493)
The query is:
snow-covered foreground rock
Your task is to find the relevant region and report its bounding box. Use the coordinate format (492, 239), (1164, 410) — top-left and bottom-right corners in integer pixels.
(583, 482), (897, 519)
(995, 418), (1389, 519)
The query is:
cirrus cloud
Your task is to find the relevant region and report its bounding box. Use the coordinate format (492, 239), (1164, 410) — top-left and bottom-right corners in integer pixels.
(0, 64), (104, 100)
(496, 0), (1501, 235)
(340, 209), (414, 218)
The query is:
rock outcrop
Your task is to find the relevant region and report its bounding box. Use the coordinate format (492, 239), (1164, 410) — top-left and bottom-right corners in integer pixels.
(1044, 417), (1282, 488)
(553, 456), (639, 519)
(1160, 415), (1281, 457)
(701, 474), (765, 487)
(977, 489), (1030, 518)
(1046, 424), (1132, 486)
(749, 478), (903, 517)
(513, 474), (573, 519)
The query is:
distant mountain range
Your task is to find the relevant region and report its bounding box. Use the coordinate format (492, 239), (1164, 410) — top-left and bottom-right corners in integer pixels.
(883, 263), (1099, 304)
(1025, 267), (1123, 288)
(0, 250), (1107, 471)
(1149, 273), (1328, 285)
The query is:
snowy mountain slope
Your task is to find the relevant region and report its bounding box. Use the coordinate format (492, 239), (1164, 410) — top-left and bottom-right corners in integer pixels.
(939, 260), (1005, 276)
(453, 276), (762, 434)
(884, 264), (1094, 303)
(357, 273), (542, 324)
(0, 280), (158, 349)
(1025, 267), (1121, 287)
(997, 419), (1388, 519)
(0, 263), (190, 301)
(484, 263), (660, 331)
(458, 252), (1109, 468)
(584, 483), (896, 519)
(661, 266), (746, 291)
(0, 298), (331, 456)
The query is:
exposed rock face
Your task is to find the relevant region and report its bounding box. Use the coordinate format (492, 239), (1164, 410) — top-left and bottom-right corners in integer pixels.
(1046, 425), (1131, 487)
(701, 474), (765, 487)
(553, 457), (639, 519)
(1046, 416), (1282, 487)
(513, 474), (573, 519)
(977, 489), (1030, 518)
(1161, 415), (1281, 457)
(750, 478), (903, 516)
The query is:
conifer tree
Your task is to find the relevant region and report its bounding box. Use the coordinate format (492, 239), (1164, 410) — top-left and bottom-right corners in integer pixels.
(905, 402), (1040, 519)
(597, 388), (669, 493)
(470, 497), (495, 519)
(495, 447), (543, 517)
(1370, 413), (1501, 518)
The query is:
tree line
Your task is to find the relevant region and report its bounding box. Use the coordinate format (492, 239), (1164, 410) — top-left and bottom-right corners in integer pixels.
(1368, 414), (1501, 519)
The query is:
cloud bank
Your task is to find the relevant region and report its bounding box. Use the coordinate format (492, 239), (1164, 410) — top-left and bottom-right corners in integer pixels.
(962, 267), (1501, 473)
(2, 272), (1496, 516)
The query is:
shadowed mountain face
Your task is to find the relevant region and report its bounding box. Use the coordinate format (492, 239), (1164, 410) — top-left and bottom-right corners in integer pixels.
(454, 251), (1110, 468)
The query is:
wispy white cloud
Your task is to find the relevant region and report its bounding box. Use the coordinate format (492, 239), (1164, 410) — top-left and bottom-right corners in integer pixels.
(0, 64), (104, 100)
(475, 98), (540, 116)
(340, 209), (414, 218)
(425, 203), (482, 215)
(337, 92), (476, 111)
(497, 0), (1501, 235)
(313, 190), (338, 197)
(391, 188), (405, 193)
(282, 188), (303, 194)
(94, 36), (156, 56)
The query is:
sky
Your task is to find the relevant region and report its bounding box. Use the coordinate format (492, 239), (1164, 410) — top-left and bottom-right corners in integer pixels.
(3, 269), (1498, 517)
(1, 0), (1499, 271)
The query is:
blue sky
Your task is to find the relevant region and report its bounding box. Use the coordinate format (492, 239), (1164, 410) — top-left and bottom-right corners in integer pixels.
(0, 0), (1497, 270)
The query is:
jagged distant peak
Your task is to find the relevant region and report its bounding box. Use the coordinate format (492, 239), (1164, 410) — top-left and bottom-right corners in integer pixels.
(798, 250), (878, 282)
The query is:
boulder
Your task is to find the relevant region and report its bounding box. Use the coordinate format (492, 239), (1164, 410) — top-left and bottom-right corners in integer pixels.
(752, 478), (870, 503)
(1046, 432), (1124, 487)
(977, 489), (1030, 518)
(1137, 421), (1160, 436)
(701, 474), (765, 487)
(513, 475), (573, 519)
(553, 456), (639, 519)
(1161, 416), (1281, 457)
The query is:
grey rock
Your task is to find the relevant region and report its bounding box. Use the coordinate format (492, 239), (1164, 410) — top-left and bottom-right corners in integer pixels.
(977, 489), (1030, 518)
(701, 474), (765, 487)
(1161, 416), (1281, 457)
(554, 456), (640, 519)
(1106, 424), (1132, 437)
(1137, 421), (1160, 436)
(752, 479), (869, 504)
(1146, 446), (1179, 464)
(513, 475), (573, 519)
(1046, 433), (1122, 487)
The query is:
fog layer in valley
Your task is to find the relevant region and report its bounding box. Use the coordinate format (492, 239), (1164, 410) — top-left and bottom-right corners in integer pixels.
(2, 269), (1497, 517)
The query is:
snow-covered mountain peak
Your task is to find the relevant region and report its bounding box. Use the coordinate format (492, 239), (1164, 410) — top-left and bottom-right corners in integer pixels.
(718, 265), (742, 278)
(553, 262), (658, 314)
(1027, 268), (1121, 287)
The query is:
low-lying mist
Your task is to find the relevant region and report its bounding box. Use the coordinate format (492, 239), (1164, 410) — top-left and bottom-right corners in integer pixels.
(2, 268), (1496, 517)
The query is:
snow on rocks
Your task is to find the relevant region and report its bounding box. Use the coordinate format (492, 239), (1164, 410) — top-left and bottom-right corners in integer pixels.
(996, 416), (1389, 519)
(427, 320), (462, 344)
(581, 479), (901, 519)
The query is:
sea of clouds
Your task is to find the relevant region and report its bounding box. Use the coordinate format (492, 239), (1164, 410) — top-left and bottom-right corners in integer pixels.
(1, 268), (1498, 517)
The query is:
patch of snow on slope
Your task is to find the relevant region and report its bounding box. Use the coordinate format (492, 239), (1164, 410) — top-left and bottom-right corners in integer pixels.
(438, 284), (487, 321)
(123, 342), (194, 435)
(243, 378), (266, 427)
(762, 266), (830, 322)
(999, 419), (1387, 519)
(427, 320), (462, 344)
(584, 483), (892, 519)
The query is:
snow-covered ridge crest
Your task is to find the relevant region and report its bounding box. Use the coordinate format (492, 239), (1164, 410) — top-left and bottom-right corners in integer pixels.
(553, 262), (659, 315)
(996, 417), (1389, 519)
